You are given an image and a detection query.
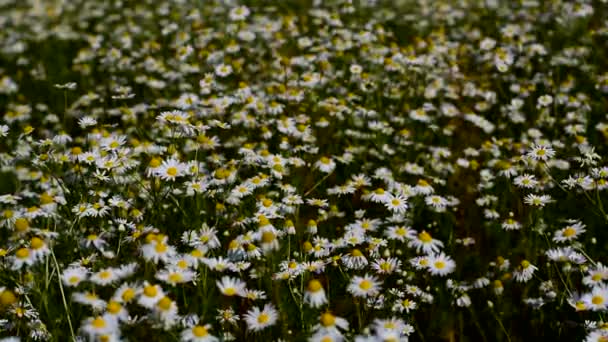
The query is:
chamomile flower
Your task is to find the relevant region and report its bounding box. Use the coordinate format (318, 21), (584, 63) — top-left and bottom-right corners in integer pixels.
(181, 324), (218, 342)
(73, 292), (106, 310)
(425, 195), (448, 210)
(229, 6), (250, 21)
(28, 236), (49, 260)
(583, 264), (608, 287)
(304, 279), (327, 308)
(553, 221), (586, 243)
(81, 314), (118, 339)
(138, 283), (165, 309)
(10, 247), (37, 270)
(348, 274), (381, 297)
(527, 144), (556, 161)
(513, 260), (538, 283)
(513, 174), (538, 189)
(216, 276), (246, 297)
(112, 283), (140, 304)
(583, 285), (608, 311)
(105, 300), (129, 322)
(244, 303), (278, 332)
(156, 267), (196, 286)
(313, 312), (349, 336)
(154, 296), (179, 326)
(371, 258), (401, 275)
(315, 156), (336, 174)
(90, 267), (120, 286)
(427, 253), (456, 276)
(408, 230), (444, 254)
(155, 158), (186, 181)
(62, 266), (89, 287)
(384, 193), (408, 213)
(141, 237), (177, 264)
(501, 218), (522, 231)
(385, 225), (415, 241)
(524, 194), (553, 207)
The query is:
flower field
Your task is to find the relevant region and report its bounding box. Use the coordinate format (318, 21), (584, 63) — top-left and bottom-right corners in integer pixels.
(0, 0), (607, 341)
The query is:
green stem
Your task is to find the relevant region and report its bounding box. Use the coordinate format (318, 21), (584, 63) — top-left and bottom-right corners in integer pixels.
(51, 249), (77, 342)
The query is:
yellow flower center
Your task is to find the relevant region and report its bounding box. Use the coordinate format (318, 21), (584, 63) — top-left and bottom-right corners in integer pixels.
(418, 231), (432, 243)
(359, 280), (372, 291)
(223, 287), (236, 296)
(320, 313), (336, 327)
(149, 157), (161, 168)
(99, 271), (112, 279)
(308, 279), (322, 293)
(15, 248), (29, 259)
(122, 288), (136, 302)
(107, 301), (122, 314)
(592, 296), (604, 305)
(143, 285), (157, 297)
(91, 317), (106, 329)
(40, 193), (54, 205)
(166, 167), (178, 176)
(261, 231), (276, 243)
(575, 301), (586, 311)
(192, 325), (209, 337)
(417, 179), (429, 187)
(0, 290), (17, 306)
(562, 227), (576, 237)
(434, 261), (446, 269)
(168, 273), (183, 283)
(157, 297), (172, 311)
(155, 243), (168, 253)
(14, 218), (29, 232)
(257, 313), (270, 324)
(30, 237), (44, 249)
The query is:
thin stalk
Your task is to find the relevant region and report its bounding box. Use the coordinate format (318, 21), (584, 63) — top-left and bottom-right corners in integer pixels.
(51, 249), (77, 341)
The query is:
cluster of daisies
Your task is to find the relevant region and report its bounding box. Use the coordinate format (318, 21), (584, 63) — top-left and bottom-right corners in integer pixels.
(0, 0), (607, 341)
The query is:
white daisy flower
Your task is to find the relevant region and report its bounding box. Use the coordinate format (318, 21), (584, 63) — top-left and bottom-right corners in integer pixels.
(513, 260), (537, 283)
(244, 303), (278, 332)
(138, 283), (165, 309)
(347, 274), (381, 297)
(427, 253), (456, 276)
(62, 266), (89, 287)
(155, 158), (186, 181)
(384, 193), (408, 213)
(314, 156), (336, 173)
(216, 276), (246, 297)
(526, 144), (555, 161)
(304, 279), (327, 308)
(180, 324), (219, 342)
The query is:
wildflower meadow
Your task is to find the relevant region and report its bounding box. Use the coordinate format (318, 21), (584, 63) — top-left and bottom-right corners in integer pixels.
(0, 0), (607, 341)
